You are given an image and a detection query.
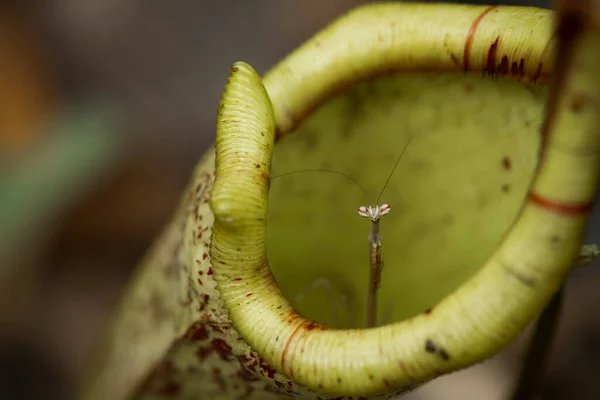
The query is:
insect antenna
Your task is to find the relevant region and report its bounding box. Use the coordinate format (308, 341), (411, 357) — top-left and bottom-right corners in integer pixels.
(270, 168), (366, 328)
(271, 169), (367, 199)
(375, 134), (417, 206)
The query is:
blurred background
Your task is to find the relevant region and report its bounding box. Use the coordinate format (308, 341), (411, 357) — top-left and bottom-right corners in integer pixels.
(2, 0), (600, 399)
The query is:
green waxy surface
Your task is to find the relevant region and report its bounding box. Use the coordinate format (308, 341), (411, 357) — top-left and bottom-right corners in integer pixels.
(267, 72), (545, 327)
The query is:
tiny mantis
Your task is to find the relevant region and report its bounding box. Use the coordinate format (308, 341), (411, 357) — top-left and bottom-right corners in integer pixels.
(357, 135), (415, 328)
(272, 135), (416, 328)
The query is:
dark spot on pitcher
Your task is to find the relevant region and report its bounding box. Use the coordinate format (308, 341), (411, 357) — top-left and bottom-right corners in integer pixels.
(425, 339), (451, 361)
(425, 339), (437, 353)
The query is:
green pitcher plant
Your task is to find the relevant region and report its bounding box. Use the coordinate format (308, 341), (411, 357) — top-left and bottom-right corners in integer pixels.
(82, 2), (600, 400)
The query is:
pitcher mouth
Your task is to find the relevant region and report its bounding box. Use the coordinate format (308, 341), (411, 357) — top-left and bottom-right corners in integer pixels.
(209, 3), (600, 398)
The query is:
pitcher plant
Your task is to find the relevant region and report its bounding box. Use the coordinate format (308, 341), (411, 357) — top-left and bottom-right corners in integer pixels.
(82, 2), (600, 400)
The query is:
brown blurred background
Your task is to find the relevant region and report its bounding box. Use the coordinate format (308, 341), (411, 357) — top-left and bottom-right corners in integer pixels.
(2, 0), (600, 399)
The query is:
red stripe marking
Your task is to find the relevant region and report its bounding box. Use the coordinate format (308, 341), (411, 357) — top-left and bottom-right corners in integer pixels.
(398, 360), (415, 380)
(281, 319), (308, 377)
(463, 6), (498, 71)
(528, 192), (594, 216)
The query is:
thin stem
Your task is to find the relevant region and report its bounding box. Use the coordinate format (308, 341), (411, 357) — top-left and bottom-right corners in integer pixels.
(510, 245), (599, 399)
(367, 220), (383, 328)
(510, 287), (564, 400)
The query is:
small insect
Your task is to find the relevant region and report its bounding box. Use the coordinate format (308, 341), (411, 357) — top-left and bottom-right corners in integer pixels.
(356, 135), (414, 327)
(271, 136), (415, 328)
